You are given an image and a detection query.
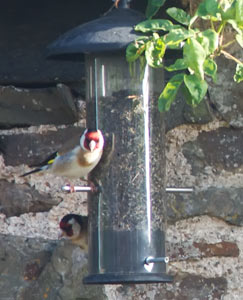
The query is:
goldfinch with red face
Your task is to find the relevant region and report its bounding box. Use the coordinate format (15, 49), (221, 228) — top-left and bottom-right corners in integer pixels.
(59, 214), (88, 251)
(21, 129), (104, 182)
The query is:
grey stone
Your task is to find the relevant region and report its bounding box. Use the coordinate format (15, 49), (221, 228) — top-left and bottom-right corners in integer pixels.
(0, 234), (107, 300)
(0, 179), (60, 217)
(115, 274), (227, 300)
(0, 231), (229, 300)
(164, 92), (186, 132)
(164, 57), (215, 132)
(208, 52), (243, 128)
(183, 95), (215, 124)
(167, 187), (243, 226)
(167, 240), (239, 261)
(164, 89), (215, 132)
(182, 127), (243, 174)
(176, 274), (227, 299)
(21, 241), (107, 300)
(182, 141), (207, 175)
(0, 127), (84, 166)
(0, 234), (56, 300)
(0, 84), (78, 128)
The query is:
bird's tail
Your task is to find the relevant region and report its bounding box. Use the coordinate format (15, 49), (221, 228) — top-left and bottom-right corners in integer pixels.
(20, 166), (48, 177)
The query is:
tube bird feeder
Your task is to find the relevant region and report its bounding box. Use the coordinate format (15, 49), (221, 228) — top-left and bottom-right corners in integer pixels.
(47, 0), (173, 284)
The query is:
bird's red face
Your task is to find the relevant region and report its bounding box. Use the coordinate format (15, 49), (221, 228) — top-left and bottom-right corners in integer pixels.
(81, 129), (104, 152)
(59, 220), (73, 237)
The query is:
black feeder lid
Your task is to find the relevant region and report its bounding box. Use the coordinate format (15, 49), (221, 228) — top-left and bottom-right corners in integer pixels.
(46, 7), (146, 59)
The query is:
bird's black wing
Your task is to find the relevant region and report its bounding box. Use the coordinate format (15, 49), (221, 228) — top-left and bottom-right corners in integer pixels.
(20, 151), (59, 177)
(30, 151), (59, 168)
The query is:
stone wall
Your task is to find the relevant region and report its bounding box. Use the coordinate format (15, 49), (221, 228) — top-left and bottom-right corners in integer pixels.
(0, 1), (243, 300)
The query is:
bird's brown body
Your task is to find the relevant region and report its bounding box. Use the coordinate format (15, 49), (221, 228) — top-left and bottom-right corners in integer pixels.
(21, 129), (104, 180)
(69, 227), (88, 252)
(50, 144), (103, 179)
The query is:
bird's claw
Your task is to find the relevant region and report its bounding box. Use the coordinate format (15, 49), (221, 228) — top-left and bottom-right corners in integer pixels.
(88, 180), (99, 193)
(61, 182), (100, 193)
(65, 183), (75, 193)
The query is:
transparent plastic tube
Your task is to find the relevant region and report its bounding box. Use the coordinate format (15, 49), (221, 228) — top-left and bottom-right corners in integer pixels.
(84, 52), (172, 284)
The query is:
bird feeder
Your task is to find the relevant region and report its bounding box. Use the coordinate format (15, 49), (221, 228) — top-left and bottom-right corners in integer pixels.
(47, 0), (173, 284)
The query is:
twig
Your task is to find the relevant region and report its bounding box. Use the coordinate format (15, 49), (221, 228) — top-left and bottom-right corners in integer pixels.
(221, 50), (243, 65)
(221, 40), (236, 49)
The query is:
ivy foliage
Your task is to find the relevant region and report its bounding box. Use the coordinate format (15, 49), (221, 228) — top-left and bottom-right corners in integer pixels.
(126, 0), (243, 111)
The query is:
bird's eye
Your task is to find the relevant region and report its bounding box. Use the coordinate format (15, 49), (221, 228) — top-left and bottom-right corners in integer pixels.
(83, 139), (90, 150)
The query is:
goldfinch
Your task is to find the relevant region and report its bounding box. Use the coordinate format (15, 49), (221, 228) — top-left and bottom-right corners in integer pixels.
(21, 129), (104, 181)
(59, 214), (88, 251)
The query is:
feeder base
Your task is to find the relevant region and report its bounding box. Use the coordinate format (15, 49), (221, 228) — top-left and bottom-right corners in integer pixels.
(83, 272), (173, 284)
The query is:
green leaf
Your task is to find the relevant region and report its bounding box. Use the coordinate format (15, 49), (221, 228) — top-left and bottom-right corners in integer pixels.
(197, 29), (219, 55)
(166, 42), (183, 50)
(234, 63), (243, 82)
(145, 38), (165, 68)
(196, 0), (220, 19)
(183, 74), (208, 105)
(196, 1), (208, 17)
(166, 7), (191, 25)
(205, 0), (220, 17)
(183, 38), (206, 80)
(126, 39), (147, 63)
(158, 73), (184, 111)
(163, 28), (194, 45)
(181, 84), (200, 106)
(236, 33), (243, 47)
(146, 0), (167, 19)
(227, 19), (242, 34)
(135, 19), (177, 33)
(165, 58), (188, 71)
(227, 20), (243, 46)
(204, 58), (217, 82)
(221, 1), (236, 20)
(236, 0), (243, 24)
(126, 43), (140, 63)
(189, 15), (198, 27)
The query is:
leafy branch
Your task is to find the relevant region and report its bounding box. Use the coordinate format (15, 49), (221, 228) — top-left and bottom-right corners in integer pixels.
(126, 0), (243, 111)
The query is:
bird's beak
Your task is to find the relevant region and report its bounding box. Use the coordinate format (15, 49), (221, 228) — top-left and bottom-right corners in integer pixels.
(89, 140), (96, 152)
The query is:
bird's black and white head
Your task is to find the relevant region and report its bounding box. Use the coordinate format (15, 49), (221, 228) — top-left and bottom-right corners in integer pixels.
(80, 129), (104, 152)
(59, 214), (88, 241)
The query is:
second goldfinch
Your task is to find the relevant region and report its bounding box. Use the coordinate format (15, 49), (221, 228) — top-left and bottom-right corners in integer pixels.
(59, 214), (88, 251)
(21, 128), (104, 180)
